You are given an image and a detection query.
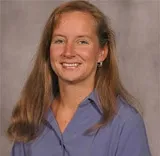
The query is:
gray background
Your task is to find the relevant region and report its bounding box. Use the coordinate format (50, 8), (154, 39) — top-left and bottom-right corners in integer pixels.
(0, 0), (160, 155)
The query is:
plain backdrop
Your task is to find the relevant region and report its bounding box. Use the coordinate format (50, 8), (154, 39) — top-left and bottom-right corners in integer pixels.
(0, 0), (160, 156)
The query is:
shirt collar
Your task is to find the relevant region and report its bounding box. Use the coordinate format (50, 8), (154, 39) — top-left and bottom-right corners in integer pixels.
(87, 89), (103, 115)
(45, 89), (103, 123)
(86, 90), (121, 115)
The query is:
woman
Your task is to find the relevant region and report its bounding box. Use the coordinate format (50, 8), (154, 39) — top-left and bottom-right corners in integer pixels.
(7, 1), (151, 156)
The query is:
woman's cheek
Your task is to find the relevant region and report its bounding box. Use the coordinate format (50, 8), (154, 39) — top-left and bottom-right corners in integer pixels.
(50, 46), (61, 59)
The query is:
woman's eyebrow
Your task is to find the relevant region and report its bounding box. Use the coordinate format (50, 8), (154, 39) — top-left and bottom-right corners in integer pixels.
(52, 34), (66, 38)
(76, 35), (92, 39)
(52, 34), (93, 40)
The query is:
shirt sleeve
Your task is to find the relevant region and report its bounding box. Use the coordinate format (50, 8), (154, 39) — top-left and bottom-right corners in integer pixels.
(11, 142), (26, 156)
(115, 113), (151, 156)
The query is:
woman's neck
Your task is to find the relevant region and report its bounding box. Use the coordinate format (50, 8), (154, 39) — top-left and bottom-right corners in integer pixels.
(57, 81), (94, 109)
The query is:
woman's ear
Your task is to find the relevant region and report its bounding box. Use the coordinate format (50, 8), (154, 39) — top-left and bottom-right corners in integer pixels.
(98, 45), (108, 62)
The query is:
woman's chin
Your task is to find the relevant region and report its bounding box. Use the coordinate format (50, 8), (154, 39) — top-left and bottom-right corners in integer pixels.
(59, 75), (85, 84)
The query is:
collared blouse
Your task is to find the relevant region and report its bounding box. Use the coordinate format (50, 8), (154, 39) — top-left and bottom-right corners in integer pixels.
(11, 91), (151, 156)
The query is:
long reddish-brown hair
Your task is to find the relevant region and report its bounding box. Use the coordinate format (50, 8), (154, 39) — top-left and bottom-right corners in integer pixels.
(7, 0), (138, 142)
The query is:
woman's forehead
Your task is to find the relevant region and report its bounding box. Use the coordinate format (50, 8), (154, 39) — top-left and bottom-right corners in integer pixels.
(53, 11), (97, 35)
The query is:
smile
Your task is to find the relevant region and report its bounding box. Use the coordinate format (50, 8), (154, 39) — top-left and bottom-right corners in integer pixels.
(61, 63), (81, 68)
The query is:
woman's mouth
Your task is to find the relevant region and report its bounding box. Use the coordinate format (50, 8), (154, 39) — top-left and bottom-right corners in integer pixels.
(61, 63), (81, 68)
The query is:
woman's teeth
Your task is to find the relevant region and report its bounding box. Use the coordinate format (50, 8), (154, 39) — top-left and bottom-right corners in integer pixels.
(62, 63), (80, 67)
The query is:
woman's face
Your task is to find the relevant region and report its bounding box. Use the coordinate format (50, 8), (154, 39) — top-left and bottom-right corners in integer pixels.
(50, 11), (107, 85)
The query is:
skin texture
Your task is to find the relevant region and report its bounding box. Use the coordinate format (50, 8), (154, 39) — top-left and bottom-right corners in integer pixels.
(50, 11), (108, 133)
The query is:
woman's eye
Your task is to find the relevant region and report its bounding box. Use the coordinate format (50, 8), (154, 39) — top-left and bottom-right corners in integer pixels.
(53, 39), (64, 44)
(78, 40), (89, 45)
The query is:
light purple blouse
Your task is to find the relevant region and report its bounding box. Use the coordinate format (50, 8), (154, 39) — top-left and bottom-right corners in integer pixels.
(11, 91), (151, 156)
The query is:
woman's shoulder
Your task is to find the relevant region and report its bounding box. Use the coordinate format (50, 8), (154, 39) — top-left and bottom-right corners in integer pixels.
(11, 141), (27, 156)
(114, 95), (144, 127)
(107, 96), (151, 156)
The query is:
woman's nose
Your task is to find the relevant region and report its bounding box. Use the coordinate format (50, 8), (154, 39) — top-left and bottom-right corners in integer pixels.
(62, 42), (75, 57)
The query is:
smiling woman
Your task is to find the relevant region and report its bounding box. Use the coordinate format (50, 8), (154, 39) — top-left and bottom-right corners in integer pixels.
(7, 1), (151, 156)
